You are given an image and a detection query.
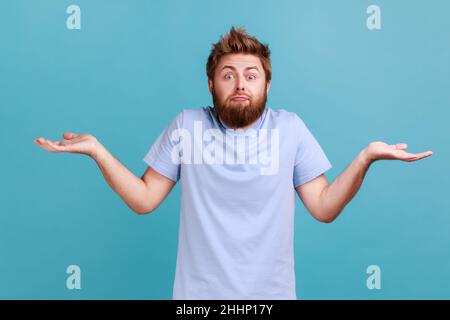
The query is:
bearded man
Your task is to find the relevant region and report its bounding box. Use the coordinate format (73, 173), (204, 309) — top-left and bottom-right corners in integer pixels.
(34, 27), (432, 300)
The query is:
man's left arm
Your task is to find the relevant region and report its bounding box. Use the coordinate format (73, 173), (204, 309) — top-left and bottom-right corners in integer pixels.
(296, 141), (433, 223)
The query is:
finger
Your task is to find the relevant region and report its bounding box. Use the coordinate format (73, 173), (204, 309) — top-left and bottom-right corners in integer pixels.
(407, 151), (433, 158)
(392, 149), (413, 158)
(34, 137), (45, 145)
(410, 151), (433, 160)
(394, 148), (431, 158)
(48, 140), (69, 151)
(56, 139), (72, 146)
(35, 137), (67, 150)
(418, 150), (433, 157)
(36, 139), (57, 152)
(63, 132), (79, 140)
(390, 143), (408, 150)
(43, 139), (61, 152)
(34, 138), (51, 149)
(41, 139), (66, 152)
(402, 151), (433, 162)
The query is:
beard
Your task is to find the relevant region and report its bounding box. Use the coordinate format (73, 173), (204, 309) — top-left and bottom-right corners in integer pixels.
(212, 84), (267, 129)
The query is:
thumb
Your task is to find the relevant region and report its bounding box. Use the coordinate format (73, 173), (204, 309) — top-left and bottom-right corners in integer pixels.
(63, 132), (79, 140)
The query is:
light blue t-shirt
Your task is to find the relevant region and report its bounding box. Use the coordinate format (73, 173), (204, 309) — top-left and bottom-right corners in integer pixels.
(143, 106), (332, 299)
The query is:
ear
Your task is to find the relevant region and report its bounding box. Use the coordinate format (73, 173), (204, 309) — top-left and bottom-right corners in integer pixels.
(208, 78), (213, 95)
(266, 81), (271, 96)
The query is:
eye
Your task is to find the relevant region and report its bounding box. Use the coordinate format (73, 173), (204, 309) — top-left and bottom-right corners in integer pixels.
(224, 73), (234, 80)
(247, 74), (257, 80)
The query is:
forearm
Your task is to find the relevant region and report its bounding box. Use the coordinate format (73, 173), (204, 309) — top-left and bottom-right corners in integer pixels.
(320, 149), (373, 222)
(91, 142), (149, 213)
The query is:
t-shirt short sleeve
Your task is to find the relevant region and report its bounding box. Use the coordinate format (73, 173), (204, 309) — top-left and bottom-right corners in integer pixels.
(292, 114), (332, 188)
(143, 111), (184, 182)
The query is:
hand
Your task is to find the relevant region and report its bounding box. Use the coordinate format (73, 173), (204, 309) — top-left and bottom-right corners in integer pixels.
(34, 132), (101, 158)
(363, 141), (433, 164)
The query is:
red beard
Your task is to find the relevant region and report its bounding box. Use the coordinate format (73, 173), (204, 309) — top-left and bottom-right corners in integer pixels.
(212, 84), (267, 129)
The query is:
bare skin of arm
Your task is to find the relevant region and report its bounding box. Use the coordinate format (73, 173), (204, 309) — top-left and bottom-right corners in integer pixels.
(296, 141), (433, 223)
(34, 132), (175, 214)
(35, 135), (433, 219)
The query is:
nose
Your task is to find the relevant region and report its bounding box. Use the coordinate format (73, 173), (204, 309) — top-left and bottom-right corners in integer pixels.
(235, 74), (245, 91)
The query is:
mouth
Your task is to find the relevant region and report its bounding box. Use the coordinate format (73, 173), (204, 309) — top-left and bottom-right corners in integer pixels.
(230, 95), (250, 102)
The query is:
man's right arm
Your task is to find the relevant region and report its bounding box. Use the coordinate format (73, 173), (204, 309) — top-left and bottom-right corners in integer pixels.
(93, 143), (176, 214)
(34, 132), (176, 215)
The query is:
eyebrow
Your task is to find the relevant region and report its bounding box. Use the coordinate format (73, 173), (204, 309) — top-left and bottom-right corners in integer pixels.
(221, 65), (260, 72)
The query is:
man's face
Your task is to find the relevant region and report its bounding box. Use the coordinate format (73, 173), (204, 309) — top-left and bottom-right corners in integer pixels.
(208, 53), (271, 129)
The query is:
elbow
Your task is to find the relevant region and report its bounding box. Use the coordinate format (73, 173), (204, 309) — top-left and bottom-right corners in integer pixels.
(133, 209), (150, 215)
(132, 205), (155, 215)
(318, 216), (336, 224)
(315, 210), (341, 224)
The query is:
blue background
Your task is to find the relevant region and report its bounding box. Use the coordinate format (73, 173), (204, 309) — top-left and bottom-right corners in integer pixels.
(1, 0), (449, 299)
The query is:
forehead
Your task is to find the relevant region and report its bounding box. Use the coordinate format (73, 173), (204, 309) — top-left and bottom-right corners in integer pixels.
(217, 53), (263, 71)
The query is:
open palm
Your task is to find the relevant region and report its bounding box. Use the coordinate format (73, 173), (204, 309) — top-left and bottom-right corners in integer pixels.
(366, 141), (433, 163)
(34, 132), (98, 156)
